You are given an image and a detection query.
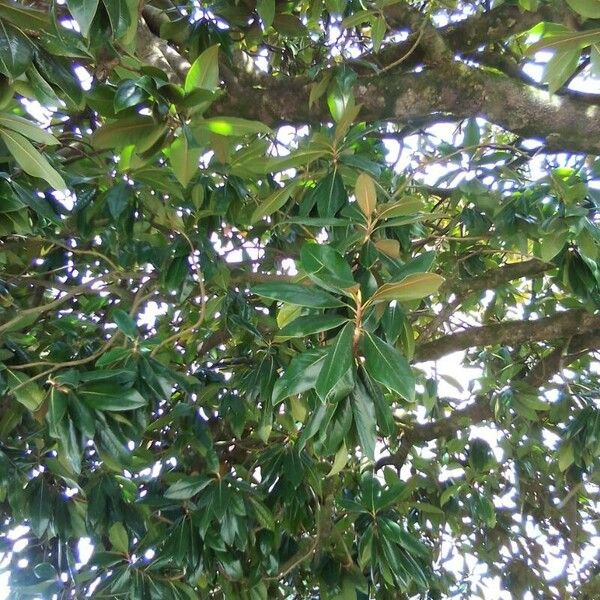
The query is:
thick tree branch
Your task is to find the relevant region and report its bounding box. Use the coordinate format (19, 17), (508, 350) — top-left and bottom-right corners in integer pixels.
(376, 329), (600, 470)
(442, 258), (552, 298)
(415, 310), (600, 362)
(213, 63), (600, 155)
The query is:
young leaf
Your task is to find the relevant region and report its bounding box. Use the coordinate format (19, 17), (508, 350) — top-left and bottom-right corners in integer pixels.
(362, 333), (415, 401)
(368, 272), (445, 305)
(184, 44), (220, 93)
(315, 323), (355, 402)
(0, 128), (65, 189)
(355, 172), (377, 217)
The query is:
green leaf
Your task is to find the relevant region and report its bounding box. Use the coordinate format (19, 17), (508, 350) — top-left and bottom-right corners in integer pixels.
(544, 48), (581, 94)
(91, 115), (166, 151)
(67, 0), (99, 37)
(277, 314), (348, 338)
(184, 44), (220, 93)
(352, 379), (377, 461)
(165, 475), (212, 499)
(108, 522), (129, 554)
(0, 21), (32, 78)
(113, 80), (146, 113)
(251, 181), (299, 223)
(7, 370), (45, 411)
(272, 349), (328, 404)
(328, 441), (349, 476)
(315, 323), (355, 402)
(362, 333), (414, 401)
(300, 242), (355, 291)
(540, 235), (564, 262)
(558, 441), (575, 471)
(368, 272), (445, 305)
(257, 0), (275, 29)
(102, 0), (132, 38)
(316, 171), (347, 217)
(79, 385), (147, 411)
(0, 113), (59, 145)
(170, 135), (201, 188)
(112, 308), (138, 338)
(527, 29), (600, 54)
(378, 517), (430, 559)
(194, 117), (271, 138)
(567, 0), (600, 19)
(0, 1), (50, 31)
(371, 15), (386, 52)
(253, 282), (344, 308)
(0, 129), (65, 189)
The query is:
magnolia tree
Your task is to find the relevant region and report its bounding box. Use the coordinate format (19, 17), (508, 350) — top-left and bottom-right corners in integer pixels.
(1, 0), (600, 598)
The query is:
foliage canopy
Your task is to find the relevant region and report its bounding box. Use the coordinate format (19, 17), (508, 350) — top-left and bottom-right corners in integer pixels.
(1, 0), (600, 598)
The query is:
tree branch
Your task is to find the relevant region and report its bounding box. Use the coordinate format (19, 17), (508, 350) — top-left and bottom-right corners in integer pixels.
(213, 62), (600, 155)
(415, 310), (600, 362)
(376, 329), (600, 470)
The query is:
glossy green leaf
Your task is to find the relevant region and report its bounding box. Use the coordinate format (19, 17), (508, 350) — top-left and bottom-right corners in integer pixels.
(0, 113), (59, 145)
(253, 282), (344, 308)
(108, 522), (128, 553)
(67, 0), (99, 37)
(112, 308), (138, 338)
(91, 115), (166, 151)
(251, 181), (299, 223)
(0, 21), (32, 78)
(300, 242), (355, 291)
(194, 117), (271, 138)
(79, 385), (146, 411)
(362, 333), (414, 401)
(277, 314), (348, 338)
(184, 44), (220, 93)
(0, 128), (65, 189)
(165, 475), (212, 499)
(351, 379), (376, 461)
(315, 323), (355, 402)
(272, 349), (327, 404)
(170, 135), (201, 188)
(7, 369), (45, 411)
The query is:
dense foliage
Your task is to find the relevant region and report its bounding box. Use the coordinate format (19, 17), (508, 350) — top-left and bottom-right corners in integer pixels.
(1, 0), (600, 598)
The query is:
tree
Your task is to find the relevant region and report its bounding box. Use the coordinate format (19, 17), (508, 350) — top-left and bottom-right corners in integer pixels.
(1, 0), (600, 597)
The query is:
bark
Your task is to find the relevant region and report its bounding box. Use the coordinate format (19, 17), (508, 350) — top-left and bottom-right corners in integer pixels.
(415, 310), (600, 362)
(376, 329), (600, 470)
(212, 64), (600, 155)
